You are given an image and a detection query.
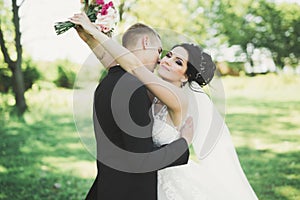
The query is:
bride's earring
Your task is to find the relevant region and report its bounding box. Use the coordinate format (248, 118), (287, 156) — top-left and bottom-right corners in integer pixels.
(180, 76), (188, 87)
(181, 82), (185, 88)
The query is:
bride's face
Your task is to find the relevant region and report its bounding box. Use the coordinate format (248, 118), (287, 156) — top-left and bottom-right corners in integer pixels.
(157, 47), (188, 85)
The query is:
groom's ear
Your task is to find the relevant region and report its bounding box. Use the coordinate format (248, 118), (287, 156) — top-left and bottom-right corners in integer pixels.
(141, 35), (150, 50)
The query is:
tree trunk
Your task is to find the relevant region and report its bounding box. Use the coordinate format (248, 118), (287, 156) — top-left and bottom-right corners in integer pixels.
(11, 61), (27, 115)
(275, 55), (284, 68)
(12, 0), (27, 115)
(0, 0), (27, 115)
(118, 2), (125, 22)
(245, 43), (255, 75)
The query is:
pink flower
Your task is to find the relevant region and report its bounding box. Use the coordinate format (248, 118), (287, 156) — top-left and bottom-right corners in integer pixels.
(100, 3), (113, 15)
(108, 1), (114, 7)
(102, 26), (110, 33)
(97, 24), (110, 33)
(96, 0), (104, 5)
(103, 3), (110, 9)
(101, 8), (108, 15)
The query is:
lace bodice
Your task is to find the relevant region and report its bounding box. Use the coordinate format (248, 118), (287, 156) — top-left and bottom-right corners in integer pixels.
(152, 99), (208, 200)
(151, 98), (181, 147)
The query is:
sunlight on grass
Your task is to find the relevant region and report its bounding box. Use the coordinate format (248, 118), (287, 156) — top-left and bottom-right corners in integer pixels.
(65, 143), (88, 150)
(222, 74), (300, 101)
(1, 73), (300, 200)
(233, 136), (300, 153)
(275, 186), (300, 200)
(0, 165), (8, 173)
(42, 156), (96, 178)
(222, 74), (300, 200)
(24, 88), (73, 120)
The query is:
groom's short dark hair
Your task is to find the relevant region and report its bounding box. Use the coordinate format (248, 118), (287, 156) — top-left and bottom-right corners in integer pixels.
(122, 23), (160, 49)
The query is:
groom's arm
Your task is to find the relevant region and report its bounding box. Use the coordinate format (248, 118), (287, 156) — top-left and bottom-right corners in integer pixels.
(75, 26), (117, 68)
(153, 139), (190, 169)
(122, 84), (189, 170)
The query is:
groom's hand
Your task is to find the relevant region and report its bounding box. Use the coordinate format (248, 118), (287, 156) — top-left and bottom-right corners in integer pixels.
(180, 116), (194, 145)
(75, 25), (99, 49)
(75, 25), (91, 42)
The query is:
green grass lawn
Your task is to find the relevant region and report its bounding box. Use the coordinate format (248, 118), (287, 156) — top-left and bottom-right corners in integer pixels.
(223, 74), (300, 200)
(0, 74), (299, 199)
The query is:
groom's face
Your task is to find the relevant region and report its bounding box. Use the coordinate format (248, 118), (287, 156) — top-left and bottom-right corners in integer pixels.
(143, 36), (162, 72)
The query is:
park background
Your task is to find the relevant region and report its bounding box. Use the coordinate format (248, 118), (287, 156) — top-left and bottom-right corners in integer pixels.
(0, 0), (299, 199)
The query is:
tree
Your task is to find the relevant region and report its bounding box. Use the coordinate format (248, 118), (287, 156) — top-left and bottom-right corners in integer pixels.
(120, 0), (212, 49)
(0, 0), (27, 115)
(215, 0), (260, 66)
(215, 0), (300, 68)
(117, 0), (137, 22)
(257, 1), (300, 66)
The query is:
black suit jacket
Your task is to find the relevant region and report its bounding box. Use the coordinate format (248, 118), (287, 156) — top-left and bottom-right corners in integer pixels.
(86, 66), (189, 200)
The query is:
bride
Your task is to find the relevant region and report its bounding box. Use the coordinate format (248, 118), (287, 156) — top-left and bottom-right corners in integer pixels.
(70, 13), (258, 199)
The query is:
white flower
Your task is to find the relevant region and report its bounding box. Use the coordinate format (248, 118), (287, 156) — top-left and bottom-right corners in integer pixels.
(95, 7), (118, 31)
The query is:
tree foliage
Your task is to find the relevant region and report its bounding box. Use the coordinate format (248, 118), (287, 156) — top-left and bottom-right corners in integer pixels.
(120, 0), (299, 68)
(120, 0), (210, 48)
(215, 0), (300, 67)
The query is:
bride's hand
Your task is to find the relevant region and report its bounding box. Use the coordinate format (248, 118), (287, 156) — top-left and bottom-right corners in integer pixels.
(69, 13), (97, 35)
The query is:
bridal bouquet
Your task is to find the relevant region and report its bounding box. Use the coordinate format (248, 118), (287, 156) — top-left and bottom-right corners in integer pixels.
(54, 0), (118, 36)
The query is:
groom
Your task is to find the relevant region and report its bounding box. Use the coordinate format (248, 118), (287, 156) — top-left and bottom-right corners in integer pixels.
(75, 23), (192, 200)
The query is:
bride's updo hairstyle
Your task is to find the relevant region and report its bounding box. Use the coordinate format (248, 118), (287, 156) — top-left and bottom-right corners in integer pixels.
(172, 43), (216, 87)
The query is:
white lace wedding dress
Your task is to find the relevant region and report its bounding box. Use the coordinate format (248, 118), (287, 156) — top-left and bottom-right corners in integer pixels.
(152, 96), (258, 200)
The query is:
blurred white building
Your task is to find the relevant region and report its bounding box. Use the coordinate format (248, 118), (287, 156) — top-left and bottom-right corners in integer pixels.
(244, 48), (277, 74)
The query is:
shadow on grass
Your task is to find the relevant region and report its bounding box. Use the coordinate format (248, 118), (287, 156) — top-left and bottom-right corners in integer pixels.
(1, 90), (299, 199)
(237, 147), (300, 200)
(225, 97), (300, 200)
(225, 98), (300, 143)
(0, 111), (95, 200)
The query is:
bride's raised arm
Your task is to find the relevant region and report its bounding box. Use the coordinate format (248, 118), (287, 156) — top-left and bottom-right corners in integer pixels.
(70, 13), (188, 125)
